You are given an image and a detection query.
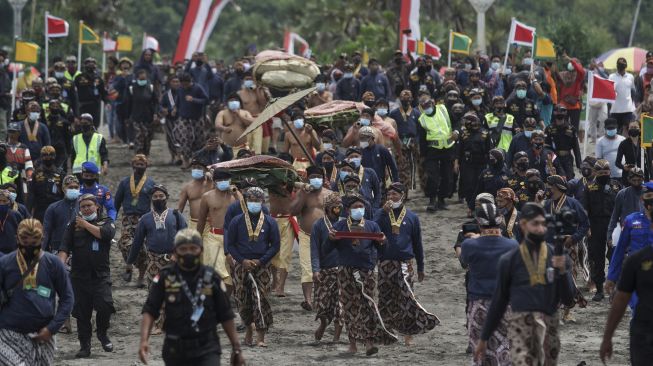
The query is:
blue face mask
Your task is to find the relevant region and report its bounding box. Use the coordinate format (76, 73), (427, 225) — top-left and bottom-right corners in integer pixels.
(65, 189), (80, 201)
(524, 130), (533, 138)
(491, 62), (501, 70)
(376, 108), (388, 117)
(316, 82), (326, 92)
(340, 171), (350, 181)
(472, 99), (482, 106)
(29, 112), (40, 122)
(516, 89), (527, 99)
(82, 212), (97, 221)
(247, 201), (262, 214)
(606, 128), (617, 137)
(8, 192), (17, 202)
(350, 207), (365, 220)
(293, 119), (305, 129)
(216, 180), (231, 191)
(191, 169), (204, 180)
(309, 178), (323, 189)
(323, 143), (333, 150)
(349, 157), (361, 168)
(343, 72), (353, 78)
(243, 80), (254, 89)
(359, 118), (370, 126)
(424, 107), (434, 115)
(54, 71), (65, 78)
(137, 79), (147, 86)
(228, 100), (240, 111)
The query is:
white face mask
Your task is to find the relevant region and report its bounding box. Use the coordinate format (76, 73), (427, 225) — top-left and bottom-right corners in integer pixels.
(360, 141), (369, 149)
(391, 200), (402, 209)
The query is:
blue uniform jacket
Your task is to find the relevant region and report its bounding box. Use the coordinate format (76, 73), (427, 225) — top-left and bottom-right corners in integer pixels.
(81, 183), (117, 220)
(361, 144), (399, 185)
(128, 209), (187, 263)
(310, 217), (339, 272)
(223, 200), (270, 254)
(332, 219), (382, 270)
(225, 213), (280, 265)
(608, 211), (653, 283)
(373, 207), (424, 272)
(114, 175), (157, 216)
(42, 198), (78, 252)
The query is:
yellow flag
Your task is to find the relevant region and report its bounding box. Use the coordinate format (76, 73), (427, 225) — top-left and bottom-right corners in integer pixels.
(117, 35), (133, 52)
(534, 35), (556, 60)
(79, 22), (100, 44)
(417, 40), (425, 55)
(15, 40), (40, 64)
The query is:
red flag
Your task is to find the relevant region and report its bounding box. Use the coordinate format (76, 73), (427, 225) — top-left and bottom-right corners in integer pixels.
(46, 14), (69, 38)
(423, 38), (441, 60)
(173, 0), (212, 63)
(283, 31), (310, 57)
(509, 19), (535, 46)
(588, 71), (616, 103)
(406, 37), (417, 54)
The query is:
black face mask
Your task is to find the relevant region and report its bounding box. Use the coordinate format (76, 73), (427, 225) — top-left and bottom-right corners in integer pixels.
(152, 199), (167, 211)
(19, 245), (41, 263)
(401, 100), (411, 108)
(85, 66), (95, 73)
(554, 114), (566, 121)
(494, 107), (505, 114)
(489, 157), (497, 166)
(581, 168), (592, 178)
(628, 129), (640, 137)
(617, 63), (627, 71)
(533, 142), (544, 150)
(43, 159), (55, 167)
(323, 161), (334, 170)
(516, 161), (529, 172)
(133, 167), (146, 176)
(394, 57), (402, 64)
(363, 100), (374, 108)
(83, 177), (95, 186)
(526, 232), (546, 244)
(81, 124), (92, 133)
(452, 111), (464, 120)
(417, 66), (427, 74)
(527, 181), (541, 192)
(178, 253), (200, 271)
(596, 175), (610, 185)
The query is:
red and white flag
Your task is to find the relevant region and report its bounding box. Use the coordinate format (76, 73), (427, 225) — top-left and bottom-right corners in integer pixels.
(588, 71), (616, 103)
(399, 0), (420, 53)
(174, 0), (227, 63)
(422, 38), (441, 59)
(103, 33), (117, 52)
(508, 18), (535, 47)
(143, 33), (160, 52)
(404, 37), (417, 54)
(283, 31), (310, 57)
(196, 0), (230, 52)
(46, 14), (69, 38)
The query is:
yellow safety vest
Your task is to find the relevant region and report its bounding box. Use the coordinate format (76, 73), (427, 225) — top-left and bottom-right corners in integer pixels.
(64, 70), (81, 82)
(72, 133), (102, 173)
(41, 102), (69, 119)
(418, 104), (454, 149)
(0, 167), (19, 185)
(485, 113), (514, 152)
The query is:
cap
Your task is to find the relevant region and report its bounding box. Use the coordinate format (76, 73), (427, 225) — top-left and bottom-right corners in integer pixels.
(604, 118), (618, 128)
(343, 174), (361, 185)
(41, 145), (56, 155)
(174, 228), (203, 248)
(306, 165), (324, 177)
(475, 202), (503, 227)
(80, 113), (93, 123)
(151, 184), (169, 197)
(359, 126), (375, 138)
(546, 175), (568, 192)
(213, 168), (231, 180)
(475, 193), (495, 205)
(345, 147), (361, 157)
(63, 175), (79, 186)
(118, 57), (133, 66)
(387, 182), (406, 194)
(81, 161), (99, 174)
(321, 129), (336, 141)
(79, 193), (98, 204)
(65, 55), (77, 62)
(7, 122), (21, 132)
(594, 159), (610, 171)
(84, 57), (96, 64)
(131, 154), (148, 165)
(343, 192), (368, 207)
(629, 167), (644, 179)
(394, 49), (403, 56)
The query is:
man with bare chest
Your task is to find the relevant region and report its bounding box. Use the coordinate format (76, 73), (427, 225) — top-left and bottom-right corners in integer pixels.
(290, 166), (333, 310)
(215, 93), (254, 156)
(268, 183), (300, 297)
(197, 169), (238, 289)
(282, 109), (320, 177)
(238, 71), (271, 154)
(177, 159), (213, 232)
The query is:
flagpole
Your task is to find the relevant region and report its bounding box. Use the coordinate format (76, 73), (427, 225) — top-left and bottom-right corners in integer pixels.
(583, 71), (592, 158)
(101, 31), (106, 129)
(77, 20), (83, 72)
(503, 18), (514, 74)
(44, 11), (49, 80)
(447, 30), (452, 68)
(529, 33), (535, 75)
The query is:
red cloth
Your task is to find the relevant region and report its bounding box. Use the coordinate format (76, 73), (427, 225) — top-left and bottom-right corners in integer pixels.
(558, 59), (585, 110)
(272, 214), (300, 238)
(210, 227), (224, 235)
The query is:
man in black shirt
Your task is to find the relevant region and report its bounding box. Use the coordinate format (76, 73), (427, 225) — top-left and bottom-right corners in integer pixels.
(139, 228), (245, 365)
(600, 245), (653, 365)
(58, 193), (116, 358)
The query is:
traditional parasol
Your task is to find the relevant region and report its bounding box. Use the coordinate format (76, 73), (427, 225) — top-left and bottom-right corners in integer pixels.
(596, 47), (648, 73)
(238, 86), (317, 165)
(210, 155), (300, 196)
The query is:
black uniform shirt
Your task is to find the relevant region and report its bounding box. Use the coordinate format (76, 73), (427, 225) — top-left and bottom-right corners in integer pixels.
(618, 246), (653, 327)
(60, 214), (115, 278)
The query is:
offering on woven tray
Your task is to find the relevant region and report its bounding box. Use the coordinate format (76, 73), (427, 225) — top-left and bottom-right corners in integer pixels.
(305, 100), (397, 140)
(210, 155), (300, 196)
(253, 50), (320, 90)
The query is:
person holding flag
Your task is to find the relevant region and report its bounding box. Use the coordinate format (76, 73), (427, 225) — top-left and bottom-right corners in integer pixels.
(75, 58), (108, 128)
(555, 53), (585, 142)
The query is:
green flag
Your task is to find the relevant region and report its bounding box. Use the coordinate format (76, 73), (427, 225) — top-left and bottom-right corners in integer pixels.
(450, 32), (472, 55)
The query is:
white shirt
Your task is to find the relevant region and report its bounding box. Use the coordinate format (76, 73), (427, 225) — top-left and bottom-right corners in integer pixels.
(608, 72), (636, 113)
(596, 134), (626, 178)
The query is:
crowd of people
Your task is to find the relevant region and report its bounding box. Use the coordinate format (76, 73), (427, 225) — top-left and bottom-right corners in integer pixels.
(0, 42), (653, 366)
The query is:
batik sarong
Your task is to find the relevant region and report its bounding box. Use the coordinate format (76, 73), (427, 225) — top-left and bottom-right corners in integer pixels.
(233, 263), (273, 331)
(313, 267), (341, 325)
(0, 328), (55, 366)
(467, 298), (511, 366)
(507, 311), (561, 366)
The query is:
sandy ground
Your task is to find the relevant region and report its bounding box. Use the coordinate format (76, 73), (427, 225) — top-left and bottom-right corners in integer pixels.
(53, 129), (631, 366)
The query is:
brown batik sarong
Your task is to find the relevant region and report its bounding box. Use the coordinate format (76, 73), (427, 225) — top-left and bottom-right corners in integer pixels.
(507, 311), (561, 366)
(338, 266), (398, 345)
(146, 251), (171, 288)
(377, 260), (439, 335)
(398, 144), (418, 194)
(467, 298), (511, 366)
(119, 214), (146, 272)
(173, 118), (207, 160)
(313, 267), (341, 325)
(233, 263), (273, 331)
(566, 244), (588, 309)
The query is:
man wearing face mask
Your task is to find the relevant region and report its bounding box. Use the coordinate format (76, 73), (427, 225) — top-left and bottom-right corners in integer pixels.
(506, 81), (539, 132)
(485, 55), (505, 98)
(605, 181), (653, 310)
(544, 105), (581, 180)
(27, 146), (63, 221)
(124, 69), (158, 156)
(139, 228), (245, 366)
(567, 156), (598, 203)
(465, 89), (488, 125)
(307, 74), (333, 108)
(0, 189), (22, 254)
(315, 129), (344, 166)
(114, 154), (156, 286)
(3, 183), (28, 220)
(360, 59), (391, 101)
(128, 184), (187, 288)
(596, 118), (626, 179)
(507, 152), (531, 205)
(42, 175), (81, 253)
(358, 126), (398, 194)
(615, 121), (645, 185)
(238, 70), (271, 154)
(0, 142), (23, 200)
(607, 168), (645, 248)
(374, 99), (401, 155)
(19, 101), (51, 162)
(555, 53), (585, 141)
(463, 70), (489, 107)
(332, 158), (379, 208)
(389, 90), (420, 196)
(319, 149), (339, 187)
(485, 96), (514, 152)
(178, 158), (214, 231)
(225, 187), (280, 347)
(526, 131), (563, 179)
(75, 58), (108, 127)
(496, 188), (522, 242)
(174, 73), (209, 169)
(408, 57), (436, 100)
(0, 219), (74, 366)
(342, 108), (386, 149)
(374, 182), (438, 345)
(522, 169), (546, 208)
(281, 109), (321, 175)
(43, 98), (73, 171)
(184, 52), (214, 93)
(58, 193), (117, 358)
(475, 149), (510, 203)
(582, 160), (622, 301)
(386, 50), (409, 99)
(505, 117), (538, 168)
(455, 113), (492, 216)
(223, 61), (245, 102)
(52, 60), (79, 115)
(335, 64), (361, 101)
(418, 96), (458, 211)
(79, 161), (116, 220)
(71, 114), (109, 175)
(609, 57), (637, 135)
(215, 93), (254, 156)
(475, 203), (576, 365)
